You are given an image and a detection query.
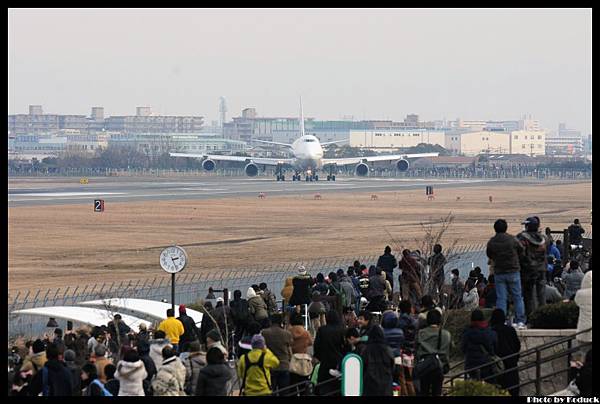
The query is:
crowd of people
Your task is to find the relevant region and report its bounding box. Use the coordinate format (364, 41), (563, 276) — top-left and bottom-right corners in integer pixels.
(7, 218), (592, 396)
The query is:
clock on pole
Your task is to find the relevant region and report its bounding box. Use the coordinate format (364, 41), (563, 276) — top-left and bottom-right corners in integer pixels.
(159, 246), (188, 312)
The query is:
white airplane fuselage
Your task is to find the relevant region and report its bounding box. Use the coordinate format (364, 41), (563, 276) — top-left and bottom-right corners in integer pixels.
(290, 134), (324, 173)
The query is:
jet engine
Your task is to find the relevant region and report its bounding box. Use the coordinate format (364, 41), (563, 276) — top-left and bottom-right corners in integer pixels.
(244, 162), (259, 177)
(355, 162), (369, 176)
(202, 159), (216, 171)
(395, 159), (410, 172)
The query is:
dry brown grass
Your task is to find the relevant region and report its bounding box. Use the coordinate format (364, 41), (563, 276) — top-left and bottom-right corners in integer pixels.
(8, 181), (591, 291)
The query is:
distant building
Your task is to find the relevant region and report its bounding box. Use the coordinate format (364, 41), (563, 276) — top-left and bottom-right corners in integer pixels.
(445, 130), (545, 156)
(8, 105), (204, 136)
(29, 105), (43, 115)
(545, 135), (584, 157)
(91, 107), (104, 121)
(349, 129), (446, 152)
(108, 133), (246, 157)
(136, 106), (152, 117)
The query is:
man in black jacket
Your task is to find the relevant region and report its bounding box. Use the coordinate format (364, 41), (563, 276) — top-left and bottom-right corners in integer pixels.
(486, 219), (527, 328)
(29, 342), (73, 396)
(568, 218), (586, 245)
(289, 266), (313, 307)
(177, 304), (201, 353)
(377, 246), (398, 293)
(230, 289), (251, 346)
(428, 244), (447, 298)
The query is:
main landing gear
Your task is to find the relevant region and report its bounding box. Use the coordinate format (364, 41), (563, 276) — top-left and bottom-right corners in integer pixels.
(326, 165), (336, 181)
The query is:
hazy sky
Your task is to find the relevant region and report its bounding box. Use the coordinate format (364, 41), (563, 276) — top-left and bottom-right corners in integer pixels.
(8, 8), (592, 134)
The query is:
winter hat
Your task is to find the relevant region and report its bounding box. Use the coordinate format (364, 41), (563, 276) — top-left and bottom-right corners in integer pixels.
(32, 339), (45, 354)
(381, 312), (399, 329)
(298, 266), (307, 275)
(189, 341), (201, 352)
(251, 334), (266, 349)
(247, 287), (257, 299)
(94, 344), (107, 357)
(64, 349), (76, 362)
(179, 304), (187, 315)
(216, 297), (224, 303)
(206, 329), (221, 342)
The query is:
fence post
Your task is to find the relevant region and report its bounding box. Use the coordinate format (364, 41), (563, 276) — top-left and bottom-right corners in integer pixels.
(535, 349), (541, 395)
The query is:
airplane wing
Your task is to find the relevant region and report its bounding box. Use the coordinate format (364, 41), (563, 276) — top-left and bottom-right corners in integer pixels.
(251, 139), (293, 147)
(169, 152), (293, 166)
(322, 152), (439, 166)
(321, 139), (349, 146)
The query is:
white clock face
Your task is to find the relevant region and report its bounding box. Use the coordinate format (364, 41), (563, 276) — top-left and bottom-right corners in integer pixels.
(159, 246), (188, 274)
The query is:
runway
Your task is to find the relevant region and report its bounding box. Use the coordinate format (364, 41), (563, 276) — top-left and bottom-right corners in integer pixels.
(7, 176), (562, 207)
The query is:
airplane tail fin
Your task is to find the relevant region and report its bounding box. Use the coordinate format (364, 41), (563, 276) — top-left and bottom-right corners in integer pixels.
(299, 96), (305, 138)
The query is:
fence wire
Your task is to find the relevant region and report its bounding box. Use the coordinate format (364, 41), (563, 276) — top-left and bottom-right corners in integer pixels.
(7, 234), (591, 338)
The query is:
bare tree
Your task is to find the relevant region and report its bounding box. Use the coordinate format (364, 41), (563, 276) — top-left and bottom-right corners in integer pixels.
(386, 212), (463, 309)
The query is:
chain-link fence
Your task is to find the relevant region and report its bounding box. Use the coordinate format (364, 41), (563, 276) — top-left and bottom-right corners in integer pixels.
(8, 166), (592, 180)
(8, 232), (591, 339)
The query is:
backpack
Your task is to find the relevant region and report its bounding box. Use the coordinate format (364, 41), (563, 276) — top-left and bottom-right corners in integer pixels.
(239, 352), (271, 395)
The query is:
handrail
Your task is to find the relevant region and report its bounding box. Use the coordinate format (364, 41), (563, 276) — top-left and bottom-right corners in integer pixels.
(444, 328), (592, 395)
(445, 327), (592, 382)
(447, 326), (590, 375)
(272, 375), (341, 396)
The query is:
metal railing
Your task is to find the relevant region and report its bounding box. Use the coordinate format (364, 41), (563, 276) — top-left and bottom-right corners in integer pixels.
(443, 327), (592, 396)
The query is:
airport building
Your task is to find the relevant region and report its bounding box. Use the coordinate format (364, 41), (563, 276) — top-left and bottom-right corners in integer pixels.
(349, 129), (446, 152)
(108, 133), (247, 157)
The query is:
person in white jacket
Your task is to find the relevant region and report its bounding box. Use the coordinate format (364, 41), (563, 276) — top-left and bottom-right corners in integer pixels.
(152, 345), (187, 396)
(574, 270), (592, 353)
(115, 349), (148, 396)
(462, 278), (480, 311)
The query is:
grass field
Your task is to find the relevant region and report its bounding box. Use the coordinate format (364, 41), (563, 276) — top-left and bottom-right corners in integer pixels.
(8, 181), (591, 291)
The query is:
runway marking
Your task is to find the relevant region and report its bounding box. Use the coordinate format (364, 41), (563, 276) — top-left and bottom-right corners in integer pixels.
(9, 192), (126, 197)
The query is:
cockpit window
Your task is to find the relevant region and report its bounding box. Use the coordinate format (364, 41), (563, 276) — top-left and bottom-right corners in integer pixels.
(304, 139), (316, 142)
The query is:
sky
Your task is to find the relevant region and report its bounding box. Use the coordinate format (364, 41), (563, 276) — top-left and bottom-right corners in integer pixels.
(8, 8), (592, 134)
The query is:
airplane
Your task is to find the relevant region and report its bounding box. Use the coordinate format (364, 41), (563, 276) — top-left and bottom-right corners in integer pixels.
(170, 98), (439, 181)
